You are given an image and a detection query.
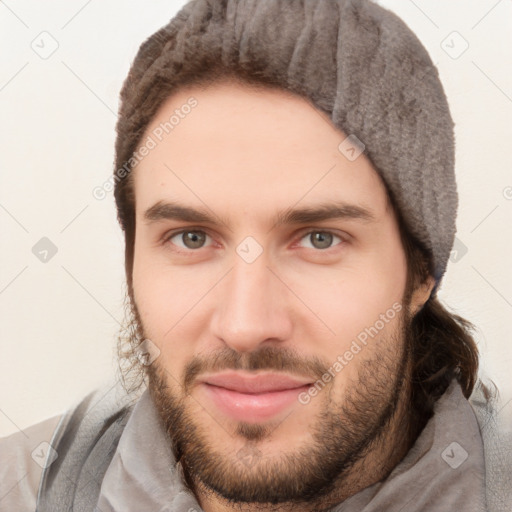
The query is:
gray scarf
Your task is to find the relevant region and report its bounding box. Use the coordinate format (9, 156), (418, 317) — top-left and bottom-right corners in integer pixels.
(95, 379), (486, 512)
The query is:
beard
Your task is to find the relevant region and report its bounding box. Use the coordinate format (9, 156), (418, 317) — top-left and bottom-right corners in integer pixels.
(135, 305), (415, 510)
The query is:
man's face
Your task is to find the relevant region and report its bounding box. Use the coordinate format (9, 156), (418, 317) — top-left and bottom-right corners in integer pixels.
(130, 81), (416, 506)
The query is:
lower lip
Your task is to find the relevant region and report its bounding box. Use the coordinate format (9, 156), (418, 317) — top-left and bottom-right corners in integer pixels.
(201, 383), (311, 423)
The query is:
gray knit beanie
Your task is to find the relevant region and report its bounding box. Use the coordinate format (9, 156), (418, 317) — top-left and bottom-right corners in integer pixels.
(114, 0), (457, 289)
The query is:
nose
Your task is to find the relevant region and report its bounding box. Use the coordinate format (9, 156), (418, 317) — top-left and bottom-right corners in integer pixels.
(210, 250), (292, 353)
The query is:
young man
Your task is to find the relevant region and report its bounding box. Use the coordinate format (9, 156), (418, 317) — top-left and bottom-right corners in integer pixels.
(1, 0), (510, 511)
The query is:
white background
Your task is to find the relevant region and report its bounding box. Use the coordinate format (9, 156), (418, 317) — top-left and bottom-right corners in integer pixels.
(1, 0), (511, 437)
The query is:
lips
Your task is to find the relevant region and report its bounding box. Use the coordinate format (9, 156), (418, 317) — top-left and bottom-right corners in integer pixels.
(201, 371), (312, 393)
(197, 371), (313, 423)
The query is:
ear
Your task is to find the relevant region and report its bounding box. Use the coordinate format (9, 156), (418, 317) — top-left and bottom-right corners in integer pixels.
(408, 275), (435, 316)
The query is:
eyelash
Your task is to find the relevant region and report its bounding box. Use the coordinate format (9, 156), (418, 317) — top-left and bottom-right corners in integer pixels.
(162, 227), (346, 253)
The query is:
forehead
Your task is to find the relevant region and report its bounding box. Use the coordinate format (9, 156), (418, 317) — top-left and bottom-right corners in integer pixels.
(132, 80), (389, 224)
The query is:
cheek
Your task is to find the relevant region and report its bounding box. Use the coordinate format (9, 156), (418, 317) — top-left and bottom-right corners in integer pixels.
(286, 237), (407, 381)
(292, 242), (407, 346)
(132, 248), (181, 357)
(133, 241), (196, 330)
(340, 225), (407, 325)
(132, 247), (219, 374)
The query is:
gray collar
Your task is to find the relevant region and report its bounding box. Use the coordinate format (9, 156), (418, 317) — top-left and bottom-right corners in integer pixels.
(96, 379), (486, 512)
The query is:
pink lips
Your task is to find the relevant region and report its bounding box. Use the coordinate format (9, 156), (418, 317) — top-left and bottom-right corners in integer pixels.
(198, 371), (312, 423)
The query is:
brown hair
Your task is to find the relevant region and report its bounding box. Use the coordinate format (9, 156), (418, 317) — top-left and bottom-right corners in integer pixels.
(394, 202), (479, 433)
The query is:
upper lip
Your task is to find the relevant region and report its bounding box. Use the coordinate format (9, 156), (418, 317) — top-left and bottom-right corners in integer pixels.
(200, 371), (313, 394)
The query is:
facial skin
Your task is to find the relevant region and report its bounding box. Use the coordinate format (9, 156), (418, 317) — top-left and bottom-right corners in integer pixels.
(130, 80), (434, 512)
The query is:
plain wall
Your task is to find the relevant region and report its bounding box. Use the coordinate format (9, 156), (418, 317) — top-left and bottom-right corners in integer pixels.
(1, 0), (511, 437)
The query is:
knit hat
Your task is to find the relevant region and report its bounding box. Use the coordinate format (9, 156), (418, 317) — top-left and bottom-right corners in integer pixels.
(114, 0), (457, 288)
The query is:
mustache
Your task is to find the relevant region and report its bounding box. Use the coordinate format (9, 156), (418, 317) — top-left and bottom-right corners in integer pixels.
(181, 345), (330, 394)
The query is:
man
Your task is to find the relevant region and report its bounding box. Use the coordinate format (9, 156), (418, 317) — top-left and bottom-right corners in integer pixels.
(1, 0), (510, 511)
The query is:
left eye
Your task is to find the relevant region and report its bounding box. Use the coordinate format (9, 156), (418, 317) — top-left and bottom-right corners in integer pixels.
(298, 230), (343, 250)
(165, 230), (212, 250)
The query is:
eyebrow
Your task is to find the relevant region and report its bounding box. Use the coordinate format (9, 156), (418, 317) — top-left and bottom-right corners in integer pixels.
(142, 200), (376, 230)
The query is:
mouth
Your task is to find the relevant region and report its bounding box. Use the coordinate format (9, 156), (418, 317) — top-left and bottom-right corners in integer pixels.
(198, 371), (313, 423)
